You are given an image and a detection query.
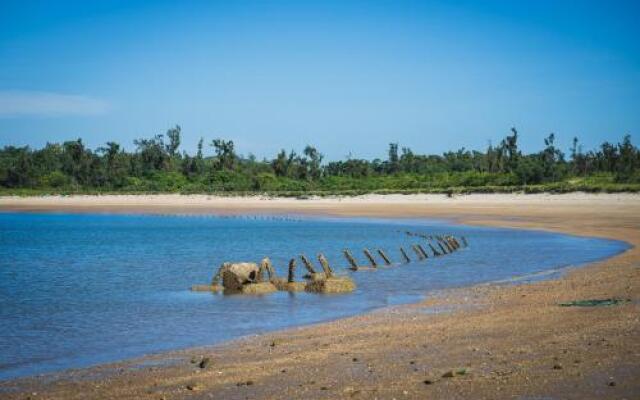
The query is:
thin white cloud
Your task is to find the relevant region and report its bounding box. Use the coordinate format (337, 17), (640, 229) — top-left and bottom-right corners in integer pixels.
(0, 90), (109, 117)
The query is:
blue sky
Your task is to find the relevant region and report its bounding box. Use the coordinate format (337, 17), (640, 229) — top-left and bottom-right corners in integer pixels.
(0, 0), (638, 160)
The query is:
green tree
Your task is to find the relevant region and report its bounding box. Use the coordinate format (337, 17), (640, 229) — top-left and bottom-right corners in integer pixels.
(515, 156), (544, 185)
(500, 127), (520, 173)
(211, 139), (236, 171)
(272, 149), (289, 177)
(98, 142), (129, 187)
(540, 133), (564, 181)
(165, 125), (181, 157)
(616, 134), (638, 182)
(303, 145), (323, 180)
(61, 139), (95, 186)
(387, 142), (400, 174)
(598, 141), (618, 172)
(134, 135), (168, 173)
(2, 147), (34, 187)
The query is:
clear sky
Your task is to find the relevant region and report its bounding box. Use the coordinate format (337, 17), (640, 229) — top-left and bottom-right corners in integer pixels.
(0, 0), (638, 160)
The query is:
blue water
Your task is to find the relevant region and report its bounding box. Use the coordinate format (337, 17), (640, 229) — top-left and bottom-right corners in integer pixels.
(0, 212), (629, 380)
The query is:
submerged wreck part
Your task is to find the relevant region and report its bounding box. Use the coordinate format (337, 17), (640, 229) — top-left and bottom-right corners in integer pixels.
(190, 284), (223, 292)
(238, 281), (277, 294)
(461, 236), (468, 247)
(318, 253), (335, 278)
(193, 262), (260, 294)
(272, 276), (306, 292)
(444, 238), (455, 252)
(412, 244), (425, 260)
(307, 272), (327, 281)
(276, 280), (307, 292)
(443, 238), (454, 252)
(211, 264), (225, 285)
(212, 262), (258, 286)
(439, 239), (452, 253)
(416, 244), (429, 259)
(213, 262), (280, 294)
(447, 236), (460, 250)
(343, 249), (359, 270)
(268, 259), (305, 292)
(287, 258), (297, 283)
(257, 257), (276, 282)
(220, 262), (260, 291)
(363, 248), (378, 267)
(437, 241), (448, 255)
(447, 238), (458, 251)
(300, 254), (317, 275)
(428, 242), (442, 257)
(399, 247), (411, 263)
(305, 276), (356, 294)
(377, 249), (392, 265)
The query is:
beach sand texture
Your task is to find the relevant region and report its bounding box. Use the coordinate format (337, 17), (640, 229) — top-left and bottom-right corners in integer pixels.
(0, 193), (638, 399)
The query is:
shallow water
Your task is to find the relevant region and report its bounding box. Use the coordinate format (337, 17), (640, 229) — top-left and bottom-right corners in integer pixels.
(0, 212), (629, 380)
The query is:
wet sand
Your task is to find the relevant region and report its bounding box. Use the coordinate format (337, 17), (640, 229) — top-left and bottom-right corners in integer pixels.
(1, 193), (639, 399)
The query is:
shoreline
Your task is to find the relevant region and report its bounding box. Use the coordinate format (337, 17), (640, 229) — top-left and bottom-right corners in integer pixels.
(1, 193), (639, 399)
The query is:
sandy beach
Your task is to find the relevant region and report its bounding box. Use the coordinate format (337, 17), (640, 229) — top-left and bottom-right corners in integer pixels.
(1, 193), (639, 399)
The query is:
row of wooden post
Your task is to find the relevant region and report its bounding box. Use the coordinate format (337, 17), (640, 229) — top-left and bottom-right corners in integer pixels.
(281, 233), (468, 282)
(341, 234), (468, 270)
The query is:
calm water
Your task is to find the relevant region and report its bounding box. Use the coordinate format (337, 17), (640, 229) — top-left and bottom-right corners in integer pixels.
(0, 212), (629, 380)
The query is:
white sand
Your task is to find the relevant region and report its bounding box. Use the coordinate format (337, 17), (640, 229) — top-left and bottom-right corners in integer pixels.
(1, 192), (638, 210)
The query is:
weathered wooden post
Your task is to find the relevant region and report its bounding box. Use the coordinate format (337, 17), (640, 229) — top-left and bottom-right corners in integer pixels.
(318, 253), (334, 278)
(444, 236), (452, 249)
(211, 262), (226, 285)
(377, 249), (392, 265)
(287, 258), (297, 283)
(437, 241), (448, 255)
(257, 258), (265, 282)
(444, 238), (454, 252)
(412, 244), (425, 260)
(363, 248), (378, 267)
(428, 242), (442, 257)
(399, 247), (411, 263)
(258, 257), (275, 282)
(343, 249), (359, 270)
(300, 254), (317, 275)
(442, 239), (454, 253)
(417, 244), (429, 259)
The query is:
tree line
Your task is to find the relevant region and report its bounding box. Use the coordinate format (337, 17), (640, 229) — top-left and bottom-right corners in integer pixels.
(1, 126), (638, 194)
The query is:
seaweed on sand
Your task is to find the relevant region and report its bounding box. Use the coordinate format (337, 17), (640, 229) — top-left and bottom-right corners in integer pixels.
(559, 298), (630, 307)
